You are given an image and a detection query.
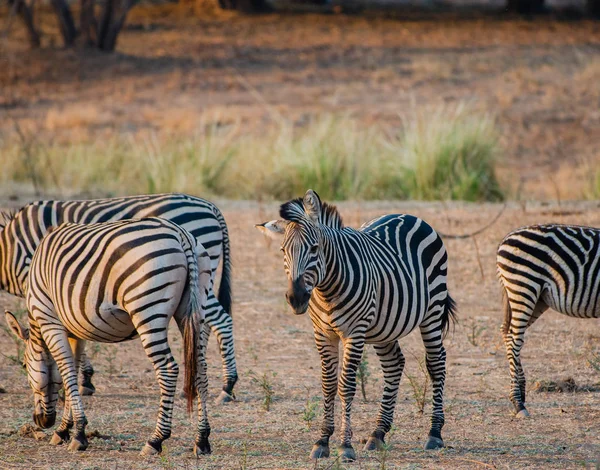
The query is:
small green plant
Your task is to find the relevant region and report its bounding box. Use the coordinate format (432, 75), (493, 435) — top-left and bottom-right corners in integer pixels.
(239, 429), (252, 470)
(301, 387), (319, 430)
(465, 319), (487, 347)
(406, 353), (430, 414)
(588, 351), (600, 373)
(158, 444), (173, 469)
(103, 345), (120, 378)
(357, 350), (371, 402)
(249, 370), (276, 411)
(374, 426), (395, 470)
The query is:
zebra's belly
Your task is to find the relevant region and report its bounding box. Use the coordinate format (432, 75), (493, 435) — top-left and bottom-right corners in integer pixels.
(58, 303), (137, 342)
(542, 290), (600, 319)
(365, 306), (427, 343)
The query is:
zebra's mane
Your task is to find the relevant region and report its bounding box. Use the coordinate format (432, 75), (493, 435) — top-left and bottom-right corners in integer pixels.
(0, 209), (17, 230)
(279, 198), (344, 229)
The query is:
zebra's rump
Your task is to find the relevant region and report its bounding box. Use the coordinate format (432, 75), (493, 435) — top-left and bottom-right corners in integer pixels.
(497, 223), (600, 318)
(28, 218), (193, 342)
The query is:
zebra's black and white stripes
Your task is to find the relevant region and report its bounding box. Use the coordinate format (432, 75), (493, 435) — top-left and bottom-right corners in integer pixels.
(257, 190), (456, 461)
(0, 193), (237, 401)
(6, 217), (212, 456)
(497, 223), (600, 417)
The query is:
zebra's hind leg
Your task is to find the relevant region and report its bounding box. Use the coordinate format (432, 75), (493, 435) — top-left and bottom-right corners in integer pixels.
(194, 323), (211, 457)
(135, 322), (179, 456)
(78, 347), (95, 396)
(204, 292), (238, 405)
(420, 322), (447, 450)
(364, 341), (405, 452)
(310, 333), (339, 460)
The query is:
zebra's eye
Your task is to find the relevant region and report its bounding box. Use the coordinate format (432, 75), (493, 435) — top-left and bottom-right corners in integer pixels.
(310, 244), (319, 254)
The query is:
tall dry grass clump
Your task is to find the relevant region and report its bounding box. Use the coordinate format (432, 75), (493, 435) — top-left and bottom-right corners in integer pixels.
(1, 104), (504, 201)
(386, 103), (504, 202)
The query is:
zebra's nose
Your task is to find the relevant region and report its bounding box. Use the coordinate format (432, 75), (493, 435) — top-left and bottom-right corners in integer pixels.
(33, 410), (56, 429)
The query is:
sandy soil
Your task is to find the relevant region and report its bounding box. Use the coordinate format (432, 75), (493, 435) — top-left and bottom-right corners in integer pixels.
(1, 9), (600, 199)
(0, 198), (599, 469)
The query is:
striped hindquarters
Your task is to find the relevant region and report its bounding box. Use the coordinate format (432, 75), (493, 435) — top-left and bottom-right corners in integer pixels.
(497, 224), (600, 320)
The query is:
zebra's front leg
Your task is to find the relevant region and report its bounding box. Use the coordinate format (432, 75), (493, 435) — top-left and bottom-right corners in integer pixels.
(194, 329), (211, 456)
(45, 330), (88, 451)
(337, 337), (366, 462)
(310, 333), (339, 460)
(137, 328), (179, 456)
(364, 341), (404, 451)
(204, 295), (238, 404)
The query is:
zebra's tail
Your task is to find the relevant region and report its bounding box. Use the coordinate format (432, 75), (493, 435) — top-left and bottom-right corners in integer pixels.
(215, 208), (233, 317)
(441, 293), (458, 339)
(500, 283), (512, 339)
(181, 231), (211, 414)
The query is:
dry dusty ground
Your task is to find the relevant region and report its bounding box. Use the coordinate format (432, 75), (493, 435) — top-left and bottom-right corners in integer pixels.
(0, 198), (599, 469)
(1, 9), (600, 199)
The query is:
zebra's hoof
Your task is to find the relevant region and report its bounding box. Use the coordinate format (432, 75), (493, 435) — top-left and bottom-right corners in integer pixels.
(215, 390), (235, 405)
(68, 437), (88, 452)
(339, 445), (356, 462)
(79, 385), (95, 396)
(516, 408), (530, 419)
(364, 436), (386, 451)
(424, 436), (444, 450)
(140, 443), (160, 456)
(310, 444), (330, 459)
(194, 439), (212, 456)
(50, 432), (67, 446)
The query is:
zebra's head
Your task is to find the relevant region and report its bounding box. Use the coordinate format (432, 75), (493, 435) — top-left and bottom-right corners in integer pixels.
(256, 190), (343, 315)
(5, 311), (61, 429)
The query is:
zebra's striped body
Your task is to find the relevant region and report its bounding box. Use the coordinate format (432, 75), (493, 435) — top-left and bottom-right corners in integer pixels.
(257, 190), (456, 460)
(497, 224), (600, 416)
(6, 217), (212, 456)
(0, 193), (237, 400)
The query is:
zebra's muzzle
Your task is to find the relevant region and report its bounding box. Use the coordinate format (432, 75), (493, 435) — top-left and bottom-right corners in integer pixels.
(33, 410), (56, 429)
(286, 278), (311, 315)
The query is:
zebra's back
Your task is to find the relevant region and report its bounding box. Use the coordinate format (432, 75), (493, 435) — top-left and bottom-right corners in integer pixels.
(497, 223), (600, 318)
(28, 217), (197, 342)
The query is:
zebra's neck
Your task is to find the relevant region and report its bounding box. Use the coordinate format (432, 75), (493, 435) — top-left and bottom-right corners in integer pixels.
(0, 223), (27, 297)
(316, 227), (366, 302)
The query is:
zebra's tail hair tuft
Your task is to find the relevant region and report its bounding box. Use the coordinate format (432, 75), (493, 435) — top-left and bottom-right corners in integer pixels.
(500, 283), (512, 339)
(215, 208), (233, 317)
(441, 294), (458, 339)
(181, 230), (211, 415)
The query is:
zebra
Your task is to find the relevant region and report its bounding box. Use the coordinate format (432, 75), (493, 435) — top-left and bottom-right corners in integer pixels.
(0, 193), (237, 403)
(497, 223), (600, 418)
(256, 190), (457, 461)
(5, 217), (212, 456)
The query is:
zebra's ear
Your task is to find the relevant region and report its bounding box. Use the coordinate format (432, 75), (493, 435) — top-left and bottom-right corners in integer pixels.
(255, 220), (288, 239)
(5, 311), (29, 342)
(303, 189), (322, 223)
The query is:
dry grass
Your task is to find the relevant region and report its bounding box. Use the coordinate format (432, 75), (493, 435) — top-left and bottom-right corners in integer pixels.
(1, 198), (600, 469)
(0, 106), (503, 201)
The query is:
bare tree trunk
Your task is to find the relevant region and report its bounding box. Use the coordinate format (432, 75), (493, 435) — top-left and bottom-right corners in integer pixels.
(51, 0), (76, 46)
(97, 0), (117, 49)
(100, 0), (137, 51)
(8, 0), (41, 47)
(79, 0), (96, 46)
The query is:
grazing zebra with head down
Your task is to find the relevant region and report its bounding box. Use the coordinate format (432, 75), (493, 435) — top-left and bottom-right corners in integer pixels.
(0, 193), (237, 403)
(256, 190), (456, 461)
(498, 223), (600, 418)
(5, 217), (212, 456)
